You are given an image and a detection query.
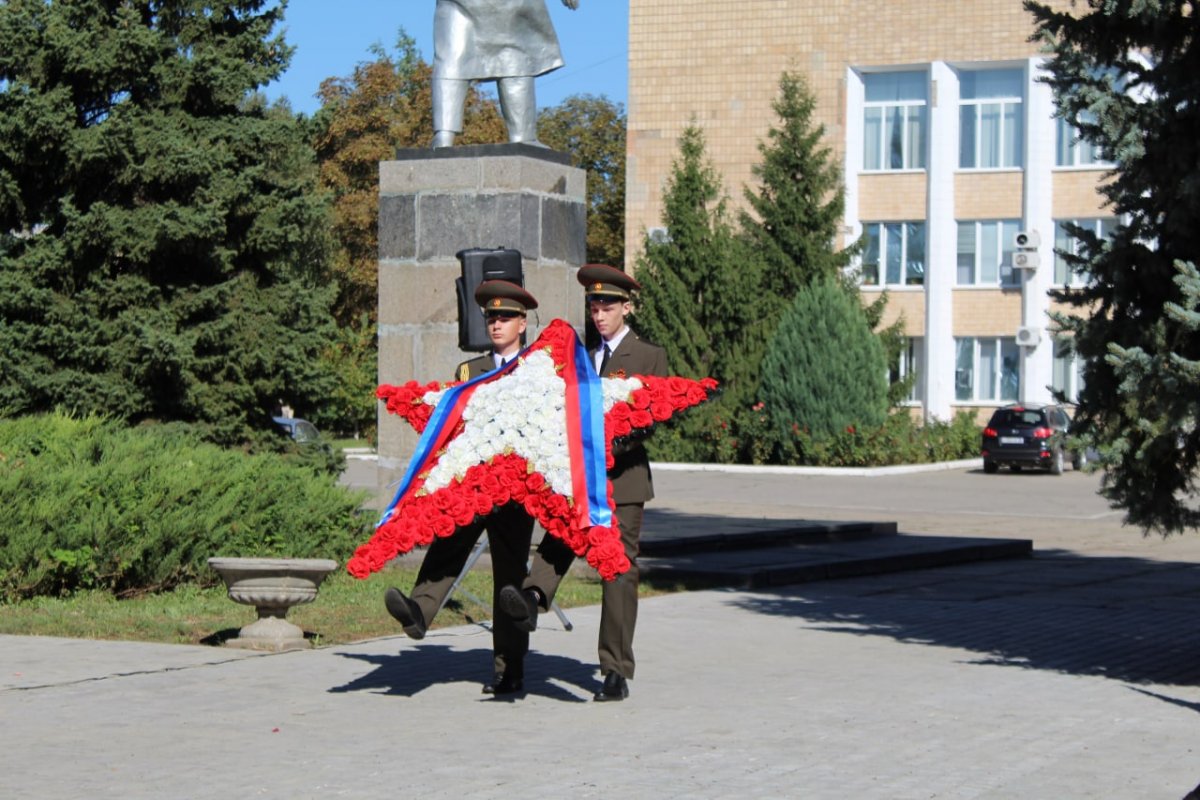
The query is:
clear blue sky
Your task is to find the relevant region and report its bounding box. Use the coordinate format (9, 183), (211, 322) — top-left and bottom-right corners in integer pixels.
(263, 1), (629, 116)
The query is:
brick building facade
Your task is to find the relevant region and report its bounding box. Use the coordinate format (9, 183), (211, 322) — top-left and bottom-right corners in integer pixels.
(625, 0), (1109, 421)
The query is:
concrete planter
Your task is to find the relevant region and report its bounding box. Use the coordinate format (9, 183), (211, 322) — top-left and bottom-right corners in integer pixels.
(207, 558), (339, 652)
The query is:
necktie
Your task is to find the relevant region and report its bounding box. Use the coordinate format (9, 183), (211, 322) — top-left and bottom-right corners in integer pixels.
(597, 344), (611, 376)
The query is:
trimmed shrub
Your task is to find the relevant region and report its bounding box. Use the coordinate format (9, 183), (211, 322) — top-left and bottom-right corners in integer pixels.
(785, 411), (981, 467)
(760, 281), (889, 445)
(0, 413), (369, 600)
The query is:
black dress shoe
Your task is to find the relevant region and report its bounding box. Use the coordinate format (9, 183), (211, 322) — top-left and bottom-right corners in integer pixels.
(482, 673), (524, 695)
(498, 584), (539, 633)
(593, 672), (628, 702)
(384, 587), (426, 639)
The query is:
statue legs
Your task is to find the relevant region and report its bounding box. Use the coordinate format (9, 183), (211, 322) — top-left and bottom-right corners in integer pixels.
(431, 75), (540, 147)
(497, 76), (539, 145)
(432, 78), (468, 148)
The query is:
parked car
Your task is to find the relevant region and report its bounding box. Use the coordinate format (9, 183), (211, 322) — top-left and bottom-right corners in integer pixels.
(981, 403), (1085, 475)
(272, 416), (322, 444)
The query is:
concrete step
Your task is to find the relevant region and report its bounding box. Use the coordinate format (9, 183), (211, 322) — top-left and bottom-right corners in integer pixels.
(639, 531), (1032, 590)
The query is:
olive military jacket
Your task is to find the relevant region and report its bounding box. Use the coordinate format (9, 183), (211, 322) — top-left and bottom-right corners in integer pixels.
(595, 331), (668, 505)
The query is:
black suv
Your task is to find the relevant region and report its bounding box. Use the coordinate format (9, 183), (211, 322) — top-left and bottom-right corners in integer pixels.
(981, 403), (1083, 475)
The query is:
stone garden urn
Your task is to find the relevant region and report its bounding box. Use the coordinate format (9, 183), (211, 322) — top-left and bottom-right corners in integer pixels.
(207, 557), (339, 652)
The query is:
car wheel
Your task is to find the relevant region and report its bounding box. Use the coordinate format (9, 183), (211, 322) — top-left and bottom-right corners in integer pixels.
(1072, 450), (1087, 470)
(983, 459), (998, 474)
(1050, 448), (1065, 475)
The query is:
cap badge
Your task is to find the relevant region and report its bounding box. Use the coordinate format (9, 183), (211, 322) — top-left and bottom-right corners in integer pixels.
(491, 299), (502, 308)
(592, 282), (603, 291)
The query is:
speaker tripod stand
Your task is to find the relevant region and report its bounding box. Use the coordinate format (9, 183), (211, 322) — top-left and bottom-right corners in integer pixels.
(440, 537), (574, 631)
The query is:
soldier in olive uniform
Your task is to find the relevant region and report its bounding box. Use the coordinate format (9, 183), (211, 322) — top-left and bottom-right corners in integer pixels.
(499, 264), (667, 702)
(384, 280), (539, 695)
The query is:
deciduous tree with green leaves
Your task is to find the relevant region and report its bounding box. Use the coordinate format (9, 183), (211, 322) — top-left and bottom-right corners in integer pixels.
(1027, 0), (1200, 533)
(308, 32), (505, 438)
(311, 33), (505, 327)
(0, 0), (338, 447)
(538, 94), (627, 267)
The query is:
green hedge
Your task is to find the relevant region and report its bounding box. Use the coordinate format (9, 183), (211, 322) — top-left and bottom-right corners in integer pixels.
(787, 411), (981, 467)
(0, 414), (370, 601)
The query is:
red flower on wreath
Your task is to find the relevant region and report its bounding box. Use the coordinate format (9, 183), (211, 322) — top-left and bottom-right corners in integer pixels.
(351, 319), (718, 582)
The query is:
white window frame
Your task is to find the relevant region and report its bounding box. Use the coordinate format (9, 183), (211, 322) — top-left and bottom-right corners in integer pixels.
(862, 72), (928, 172)
(891, 336), (924, 405)
(956, 219), (1022, 287)
(1055, 114), (1111, 168)
(1053, 217), (1117, 287)
(1052, 336), (1086, 403)
(955, 337), (1020, 402)
(959, 69), (1025, 170)
(861, 221), (926, 288)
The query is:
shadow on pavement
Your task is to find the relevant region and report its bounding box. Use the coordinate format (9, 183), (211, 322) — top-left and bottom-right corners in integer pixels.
(328, 645), (599, 702)
(728, 550), (1200, 687)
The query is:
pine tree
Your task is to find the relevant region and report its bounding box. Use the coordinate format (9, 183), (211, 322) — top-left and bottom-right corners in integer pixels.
(635, 124), (743, 381)
(736, 71), (897, 421)
(741, 71), (857, 306)
(760, 280), (888, 442)
(632, 124), (752, 461)
(0, 0), (338, 447)
(1027, 0), (1200, 533)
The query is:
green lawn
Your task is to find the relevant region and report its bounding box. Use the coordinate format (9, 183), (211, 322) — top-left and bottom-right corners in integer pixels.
(0, 566), (655, 647)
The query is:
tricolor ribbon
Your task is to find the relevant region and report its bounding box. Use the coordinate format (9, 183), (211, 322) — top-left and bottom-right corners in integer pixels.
(564, 334), (613, 528)
(376, 356), (519, 529)
(375, 327), (613, 531)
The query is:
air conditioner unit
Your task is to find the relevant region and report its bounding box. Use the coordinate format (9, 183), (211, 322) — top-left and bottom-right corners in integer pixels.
(1016, 325), (1042, 347)
(1014, 230), (1041, 249)
(1012, 251), (1040, 270)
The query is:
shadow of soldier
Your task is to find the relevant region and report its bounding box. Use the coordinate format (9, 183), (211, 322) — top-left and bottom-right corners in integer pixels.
(328, 645), (598, 702)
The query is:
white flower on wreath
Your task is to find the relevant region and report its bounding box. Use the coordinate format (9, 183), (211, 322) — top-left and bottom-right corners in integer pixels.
(421, 349), (643, 496)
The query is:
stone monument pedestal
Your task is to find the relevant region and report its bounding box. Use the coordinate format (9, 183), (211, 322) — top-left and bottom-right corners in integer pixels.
(376, 143), (587, 488)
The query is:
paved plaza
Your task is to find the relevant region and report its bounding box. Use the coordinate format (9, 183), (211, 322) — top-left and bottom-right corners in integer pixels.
(3, 464), (1200, 799)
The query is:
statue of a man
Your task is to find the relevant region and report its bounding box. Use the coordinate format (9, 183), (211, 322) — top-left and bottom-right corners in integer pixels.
(432, 0), (580, 148)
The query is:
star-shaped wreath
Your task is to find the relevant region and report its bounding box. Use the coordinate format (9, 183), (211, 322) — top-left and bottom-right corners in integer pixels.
(347, 319), (718, 582)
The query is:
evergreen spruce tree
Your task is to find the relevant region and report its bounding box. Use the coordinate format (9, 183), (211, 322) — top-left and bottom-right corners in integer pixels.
(632, 124), (752, 461)
(759, 280), (888, 443)
(0, 0), (339, 447)
(1027, 0), (1200, 533)
(737, 70), (904, 429)
(635, 124), (742, 381)
(741, 71), (857, 306)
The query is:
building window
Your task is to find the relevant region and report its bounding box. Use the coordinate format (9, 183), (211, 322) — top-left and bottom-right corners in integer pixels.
(1052, 336), (1085, 402)
(891, 337), (924, 404)
(1055, 113), (1110, 168)
(957, 219), (1022, 287)
(863, 71), (927, 171)
(955, 337), (1020, 402)
(862, 222), (925, 287)
(1053, 217), (1117, 286)
(959, 69), (1024, 169)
